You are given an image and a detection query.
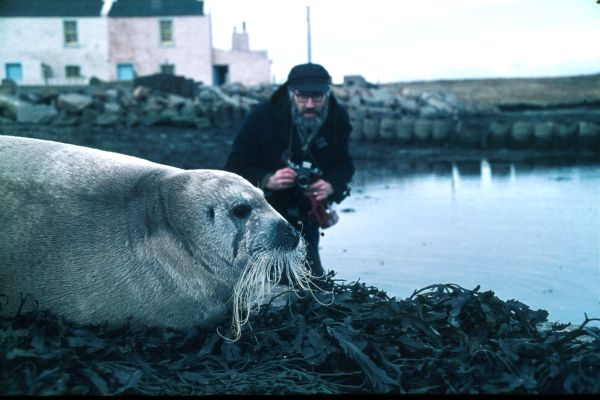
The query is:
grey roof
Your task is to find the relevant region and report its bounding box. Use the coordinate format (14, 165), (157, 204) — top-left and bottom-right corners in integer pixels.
(0, 0), (103, 17)
(108, 0), (204, 17)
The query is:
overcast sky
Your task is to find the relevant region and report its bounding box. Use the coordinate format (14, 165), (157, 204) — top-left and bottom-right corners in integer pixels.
(204, 0), (600, 84)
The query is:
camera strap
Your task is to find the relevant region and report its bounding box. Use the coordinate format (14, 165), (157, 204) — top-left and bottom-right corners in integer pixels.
(287, 124), (318, 164)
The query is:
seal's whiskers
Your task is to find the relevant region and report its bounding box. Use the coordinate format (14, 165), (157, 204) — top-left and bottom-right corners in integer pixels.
(226, 238), (326, 341)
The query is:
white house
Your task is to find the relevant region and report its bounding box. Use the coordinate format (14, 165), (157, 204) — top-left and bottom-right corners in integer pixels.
(0, 0), (271, 86)
(0, 0), (110, 85)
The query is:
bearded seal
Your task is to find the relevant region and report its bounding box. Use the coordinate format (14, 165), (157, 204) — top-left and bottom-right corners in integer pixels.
(0, 135), (315, 340)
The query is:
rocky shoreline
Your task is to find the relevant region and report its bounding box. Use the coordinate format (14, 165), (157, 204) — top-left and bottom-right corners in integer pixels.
(1, 75), (598, 154)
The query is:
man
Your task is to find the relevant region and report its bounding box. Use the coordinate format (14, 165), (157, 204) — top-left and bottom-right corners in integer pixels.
(223, 63), (355, 277)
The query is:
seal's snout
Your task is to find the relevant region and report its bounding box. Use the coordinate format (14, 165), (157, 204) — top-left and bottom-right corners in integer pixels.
(274, 220), (300, 250)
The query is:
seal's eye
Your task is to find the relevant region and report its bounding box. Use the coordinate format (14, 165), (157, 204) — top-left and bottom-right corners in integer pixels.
(232, 203), (252, 219)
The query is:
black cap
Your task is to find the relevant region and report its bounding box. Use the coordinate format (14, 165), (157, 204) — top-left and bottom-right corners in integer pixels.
(287, 63), (331, 93)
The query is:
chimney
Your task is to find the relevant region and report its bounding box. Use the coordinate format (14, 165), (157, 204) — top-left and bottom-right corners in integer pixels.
(232, 21), (250, 51)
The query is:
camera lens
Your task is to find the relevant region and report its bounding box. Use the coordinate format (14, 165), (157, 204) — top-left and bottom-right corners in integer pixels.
(296, 174), (310, 189)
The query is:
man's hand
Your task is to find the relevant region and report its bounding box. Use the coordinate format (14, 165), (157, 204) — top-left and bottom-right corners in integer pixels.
(265, 167), (297, 191)
(306, 179), (334, 202)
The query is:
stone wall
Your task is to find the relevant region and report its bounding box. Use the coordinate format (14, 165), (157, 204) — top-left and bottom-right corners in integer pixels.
(345, 109), (600, 152)
(1, 78), (598, 152)
(0, 80), (255, 132)
(331, 85), (600, 152)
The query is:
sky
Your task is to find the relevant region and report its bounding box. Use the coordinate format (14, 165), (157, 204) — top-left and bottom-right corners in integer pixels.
(204, 0), (600, 84)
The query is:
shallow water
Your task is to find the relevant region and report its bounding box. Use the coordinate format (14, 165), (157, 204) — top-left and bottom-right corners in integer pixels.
(320, 158), (600, 326)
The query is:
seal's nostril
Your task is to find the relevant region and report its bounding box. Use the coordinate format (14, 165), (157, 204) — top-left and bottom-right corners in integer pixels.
(232, 203), (251, 219)
(276, 221), (300, 249)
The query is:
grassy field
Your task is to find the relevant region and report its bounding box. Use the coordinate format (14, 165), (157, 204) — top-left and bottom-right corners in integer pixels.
(384, 73), (600, 107)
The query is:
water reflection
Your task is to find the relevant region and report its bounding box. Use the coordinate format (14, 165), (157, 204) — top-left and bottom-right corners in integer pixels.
(322, 158), (600, 327)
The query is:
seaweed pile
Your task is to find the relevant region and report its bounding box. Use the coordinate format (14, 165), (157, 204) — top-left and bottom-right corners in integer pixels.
(2, 275), (599, 395)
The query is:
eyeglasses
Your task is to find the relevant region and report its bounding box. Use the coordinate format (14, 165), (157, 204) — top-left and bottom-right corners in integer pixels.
(293, 91), (327, 104)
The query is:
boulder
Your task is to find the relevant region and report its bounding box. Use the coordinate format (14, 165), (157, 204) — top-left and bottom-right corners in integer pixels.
(95, 113), (120, 126)
(0, 116), (14, 125)
(431, 120), (453, 144)
(167, 94), (188, 109)
(414, 120), (432, 143)
(343, 75), (368, 88)
(454, 118), (486, 148)
(362, 116), (380, 141)
(105, 88), (119, 99)
(511, 121), (533, 148)
(555, 122), (578, 148)
(488, 120), (510, 148)
(577, 121), (600, 150)
(17, 103), (57, 123)
(347, 92), (362, 108)
(400, 88), (421, 99)
(1, 79), (18, 96)
(139, 112), (167, 126)
(120, 90), (136, 107)
(125, 112), (140, 127)
(347, 108), (364, 141)
(133, 86), (151, 99)
(396, 96), (419, 114)
(533, 121), (555, 149)
(331, 86), (350, 102)
(57, 93), (93, 113)
(379, 117), (397, 140)
(424, 96), (453, 115)
(420, 105), (442, 118)
(0, 94), (19, 120)
(104, 101), (121, 114)
(134, 73), (197, 98)
(396, 118), (414, 143)
(51, 110), (78, 126)
(142, 96), (166, 113)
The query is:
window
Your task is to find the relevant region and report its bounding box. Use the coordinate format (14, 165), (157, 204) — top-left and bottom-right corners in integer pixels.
(65, 65), (81, 78)
(160, 20), (173, 45)
(63, 20), (78, 46)
(160, 64), (175, 75)
(5, 63), (22, 82)
(117, 64), (135, 81)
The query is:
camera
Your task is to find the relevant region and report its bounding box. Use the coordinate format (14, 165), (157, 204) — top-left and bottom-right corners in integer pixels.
(286, 160), (322, 190)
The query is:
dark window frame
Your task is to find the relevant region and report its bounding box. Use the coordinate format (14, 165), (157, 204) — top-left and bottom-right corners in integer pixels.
(65, 65), (81, 78)
(159, 19), (173, 45)
(63, 20), (79, 46)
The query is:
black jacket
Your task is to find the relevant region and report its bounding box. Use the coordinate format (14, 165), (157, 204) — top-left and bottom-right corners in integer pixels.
(224, 84), (355, 224)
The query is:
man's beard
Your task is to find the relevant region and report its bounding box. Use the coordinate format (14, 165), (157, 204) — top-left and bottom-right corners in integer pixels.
(290, 95), (329, 136)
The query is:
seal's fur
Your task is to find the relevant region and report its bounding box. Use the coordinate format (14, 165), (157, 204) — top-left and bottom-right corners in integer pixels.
(0, 136), (313, 337)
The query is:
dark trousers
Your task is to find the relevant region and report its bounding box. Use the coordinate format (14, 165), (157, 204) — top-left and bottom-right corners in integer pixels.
(301, 221), (324, 277)
(279, 220), (323, 286)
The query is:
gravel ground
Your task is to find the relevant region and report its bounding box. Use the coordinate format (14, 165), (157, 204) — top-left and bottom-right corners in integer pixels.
(0, 123), (234, 170)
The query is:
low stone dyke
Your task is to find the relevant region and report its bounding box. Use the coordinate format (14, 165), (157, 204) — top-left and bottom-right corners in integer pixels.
(337, 83), (599, 152)
(0, 77), (598, 152)
(347, 110), (599, 152)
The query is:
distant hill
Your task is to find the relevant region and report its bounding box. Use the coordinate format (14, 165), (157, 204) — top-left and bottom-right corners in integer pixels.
(384, 73), (600, 109)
